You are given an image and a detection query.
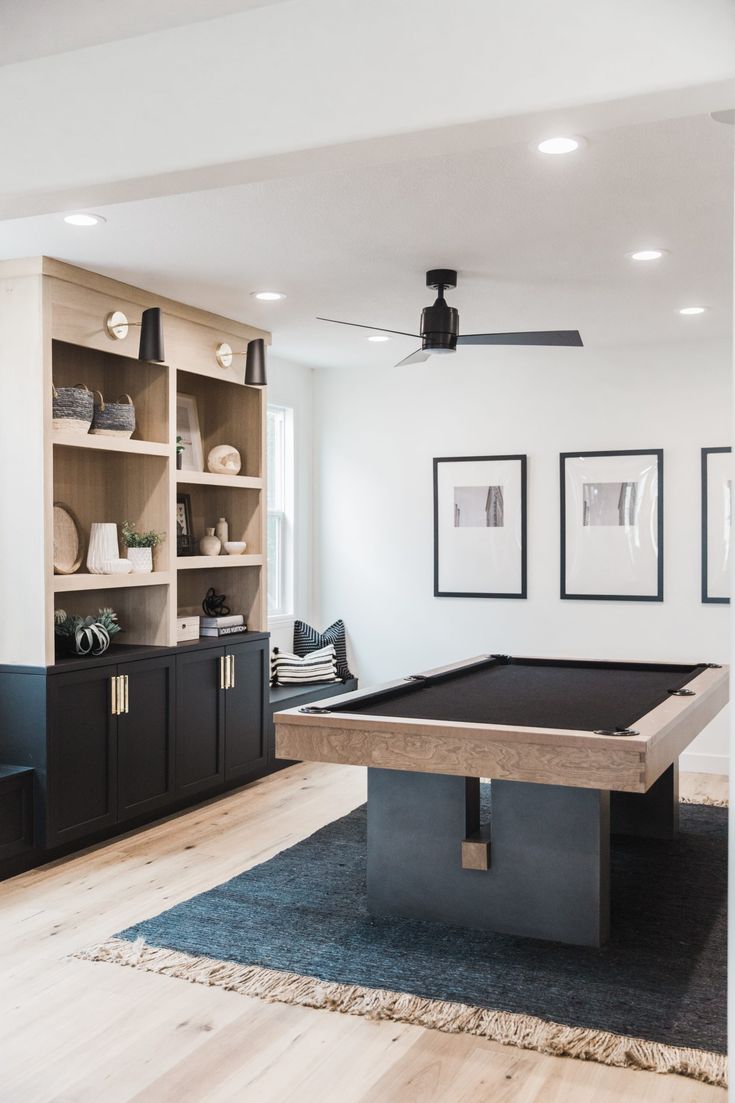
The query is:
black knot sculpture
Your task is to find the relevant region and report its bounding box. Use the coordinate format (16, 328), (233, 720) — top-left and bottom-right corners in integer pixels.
(202, 587), (231, 618)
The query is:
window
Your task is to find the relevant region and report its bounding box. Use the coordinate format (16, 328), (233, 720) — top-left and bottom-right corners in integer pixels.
(266, 405), (294, 618)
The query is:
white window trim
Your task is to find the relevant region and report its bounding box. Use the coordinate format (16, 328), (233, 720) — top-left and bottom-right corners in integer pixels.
(267, 404), (295, 622)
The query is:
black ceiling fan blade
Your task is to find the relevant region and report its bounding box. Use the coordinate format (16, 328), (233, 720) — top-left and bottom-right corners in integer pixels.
(457, 330), (584, 347)
(317, 317), (420, 339)
(395, 348), (431, 367)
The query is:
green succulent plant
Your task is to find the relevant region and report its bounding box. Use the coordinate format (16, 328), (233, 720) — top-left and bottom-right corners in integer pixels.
(121, 521), (165, 548)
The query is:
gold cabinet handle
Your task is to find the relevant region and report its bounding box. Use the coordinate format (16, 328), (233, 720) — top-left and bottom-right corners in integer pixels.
(111, 675), (118, 716)
(228, 654), (236, 689)
(220, 655), (227, 690)
(123, 674), (129, 714)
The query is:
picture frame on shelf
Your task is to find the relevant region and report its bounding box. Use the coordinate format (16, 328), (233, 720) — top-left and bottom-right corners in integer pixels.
(560, 449), (663, 602)
(176, 393), (204, 472)
(701, 446), (732, 604)
(176, 493), (195, 557)
(433, 454), (527, 598)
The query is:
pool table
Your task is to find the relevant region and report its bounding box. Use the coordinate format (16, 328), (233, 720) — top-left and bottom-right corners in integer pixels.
(274, 655), (728, 946)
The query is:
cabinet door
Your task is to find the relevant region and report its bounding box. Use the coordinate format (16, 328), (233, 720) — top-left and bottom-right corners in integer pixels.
(225, 639), (268, 782)
(46, 665), (117, 847)
(117, 656), (176, 822)
(175, 647), (225, 797)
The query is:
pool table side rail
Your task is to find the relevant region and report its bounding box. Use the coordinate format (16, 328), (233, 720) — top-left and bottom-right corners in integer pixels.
(273, 661), (728, 794)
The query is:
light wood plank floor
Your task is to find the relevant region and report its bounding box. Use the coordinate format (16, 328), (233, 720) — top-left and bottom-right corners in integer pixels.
(1, 765), (727, 1103)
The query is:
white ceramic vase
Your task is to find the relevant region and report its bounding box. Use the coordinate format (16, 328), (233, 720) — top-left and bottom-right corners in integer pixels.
(214, 517), (228, 552)
(87, 523), (119, 574)
(199, 528), (222, 556)
(127, 547), (153, 573)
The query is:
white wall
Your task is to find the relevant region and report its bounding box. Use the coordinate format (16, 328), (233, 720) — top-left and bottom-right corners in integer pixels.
(314, 338), (732, 772)
(267, 353), (316, 653)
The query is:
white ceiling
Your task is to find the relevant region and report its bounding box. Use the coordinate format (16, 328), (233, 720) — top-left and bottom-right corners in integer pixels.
(0, 0), (290, 65)
(0, 112), (731, 369)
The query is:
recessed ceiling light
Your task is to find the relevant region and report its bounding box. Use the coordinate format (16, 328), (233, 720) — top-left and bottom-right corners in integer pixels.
(251, 291), (286, 302)
(63, 212), (105, 227)
(679, 306), (707, 315)
(367, 335), (390, 342)
(629, 249), (666, 261)
(536, 137), (581, 155)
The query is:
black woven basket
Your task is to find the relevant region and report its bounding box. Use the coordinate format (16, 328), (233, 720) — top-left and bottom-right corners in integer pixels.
(91, 392), (136, 438)
(52, 383), (93, 433)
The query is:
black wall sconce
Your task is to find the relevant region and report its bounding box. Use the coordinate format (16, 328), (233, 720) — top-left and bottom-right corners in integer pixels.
(215, 338), (267, 386)
(105, 307), (165, 362)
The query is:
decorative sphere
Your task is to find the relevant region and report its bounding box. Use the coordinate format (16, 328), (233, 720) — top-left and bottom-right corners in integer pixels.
(207, 445), (242, 476)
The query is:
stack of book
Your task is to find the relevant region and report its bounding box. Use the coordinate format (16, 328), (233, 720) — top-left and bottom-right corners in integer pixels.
(200, 614), (247, 637)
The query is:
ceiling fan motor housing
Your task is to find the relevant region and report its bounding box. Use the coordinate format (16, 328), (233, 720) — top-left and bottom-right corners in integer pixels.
(421, 298), (459, 351)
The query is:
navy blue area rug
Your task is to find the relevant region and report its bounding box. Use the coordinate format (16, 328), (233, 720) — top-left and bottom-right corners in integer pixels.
(79, 792), (727, 1086)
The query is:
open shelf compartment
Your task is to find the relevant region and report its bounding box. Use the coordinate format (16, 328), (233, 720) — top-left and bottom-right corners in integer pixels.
(177, 368), (262, 480)
(175, 483), (262, 557)
(53, 582), (171, 652)
(177, 564), (264, 633)
(52, 340), (170, 446)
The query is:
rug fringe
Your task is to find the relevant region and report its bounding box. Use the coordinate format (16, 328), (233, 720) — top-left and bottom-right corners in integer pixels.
(680, 794), (728, 808)
(74, 937), (727, 1088)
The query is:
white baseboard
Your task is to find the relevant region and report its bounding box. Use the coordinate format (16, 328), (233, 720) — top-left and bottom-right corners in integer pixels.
(680, 751), (729, 776)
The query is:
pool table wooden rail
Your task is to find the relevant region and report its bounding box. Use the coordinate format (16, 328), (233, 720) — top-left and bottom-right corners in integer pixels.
(274, 657), (729, 794)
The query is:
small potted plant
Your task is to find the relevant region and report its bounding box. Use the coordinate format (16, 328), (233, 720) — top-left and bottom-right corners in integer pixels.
(55, 607), (121, 657)
(121, 521), (165, 573)
(176, 435), (185, 470)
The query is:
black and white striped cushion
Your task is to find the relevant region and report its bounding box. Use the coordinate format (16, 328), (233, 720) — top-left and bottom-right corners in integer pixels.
(271, 645), (339, 686)
(293, 619), (353, 679)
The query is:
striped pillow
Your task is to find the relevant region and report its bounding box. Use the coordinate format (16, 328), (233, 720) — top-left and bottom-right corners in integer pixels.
(271, 644), (340, 686)
(293, 619), (353, 679)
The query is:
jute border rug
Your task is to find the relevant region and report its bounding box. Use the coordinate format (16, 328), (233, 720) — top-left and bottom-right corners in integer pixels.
(76, 793), (727, 1088)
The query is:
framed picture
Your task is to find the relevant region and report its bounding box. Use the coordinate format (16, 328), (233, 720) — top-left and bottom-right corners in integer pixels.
(176, 393), (204, 472)
(701, 447), (732, 604)
(433, 455), (527, 598)
(560, 449), (663, 601)
(176, 493), (195, 557)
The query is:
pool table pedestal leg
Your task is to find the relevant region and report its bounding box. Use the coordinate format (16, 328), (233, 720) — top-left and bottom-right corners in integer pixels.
(366, 768), (610, 947)
(611, 762), (679, 840)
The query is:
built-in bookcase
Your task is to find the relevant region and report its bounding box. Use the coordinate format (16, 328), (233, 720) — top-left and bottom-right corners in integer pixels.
(0, 258), (270, 667)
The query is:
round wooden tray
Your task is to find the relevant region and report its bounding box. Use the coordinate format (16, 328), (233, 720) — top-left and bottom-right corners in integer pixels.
(53, 502), (85, 574)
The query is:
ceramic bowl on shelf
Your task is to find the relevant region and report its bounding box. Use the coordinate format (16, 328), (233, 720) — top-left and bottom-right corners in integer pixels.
(224, 541), (247, 555)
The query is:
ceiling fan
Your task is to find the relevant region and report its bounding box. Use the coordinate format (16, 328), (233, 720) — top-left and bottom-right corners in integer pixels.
(318, 269), (583, 366)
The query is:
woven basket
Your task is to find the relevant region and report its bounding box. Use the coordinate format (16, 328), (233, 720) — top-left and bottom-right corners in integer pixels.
(91, 392), (136, 438)
(52, 383), (93, 434)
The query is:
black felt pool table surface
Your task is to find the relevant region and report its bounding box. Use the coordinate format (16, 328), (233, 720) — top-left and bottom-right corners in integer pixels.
(333, 659), (703, 733)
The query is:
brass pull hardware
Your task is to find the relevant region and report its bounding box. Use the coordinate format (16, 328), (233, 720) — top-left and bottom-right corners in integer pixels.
(123, 674), (129, 714)
(220, 655), (227, 690)
(229, 654), (236, 689)
(111, 675), (118, 716)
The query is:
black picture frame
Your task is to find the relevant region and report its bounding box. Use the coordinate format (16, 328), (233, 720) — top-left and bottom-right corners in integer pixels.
(560, 449), (663, 602)
(701, 446), (731, 605)
(176, 493), (195, 557)
(433, 454), (527, 599)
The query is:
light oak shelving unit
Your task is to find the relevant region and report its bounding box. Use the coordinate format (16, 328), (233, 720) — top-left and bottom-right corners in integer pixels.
(0, 257), (270, 666)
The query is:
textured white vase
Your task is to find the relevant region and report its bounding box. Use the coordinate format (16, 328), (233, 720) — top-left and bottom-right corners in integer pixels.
(87, 523), (119, 574)
(127, 547), (153, 573)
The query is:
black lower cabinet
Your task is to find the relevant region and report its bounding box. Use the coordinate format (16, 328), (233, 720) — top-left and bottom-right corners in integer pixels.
(0, 632), (271, 876)
(46, 664), (118, 847)
(118, 655), (176, 822)
(0, 767), (34, 860)
(225, 638), (268, 782)
(175, 646), (226, 798)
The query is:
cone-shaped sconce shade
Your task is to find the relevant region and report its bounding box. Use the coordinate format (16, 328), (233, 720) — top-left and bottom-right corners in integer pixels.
(245, 338), (267, 385)
(138, 307), (165, 362)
